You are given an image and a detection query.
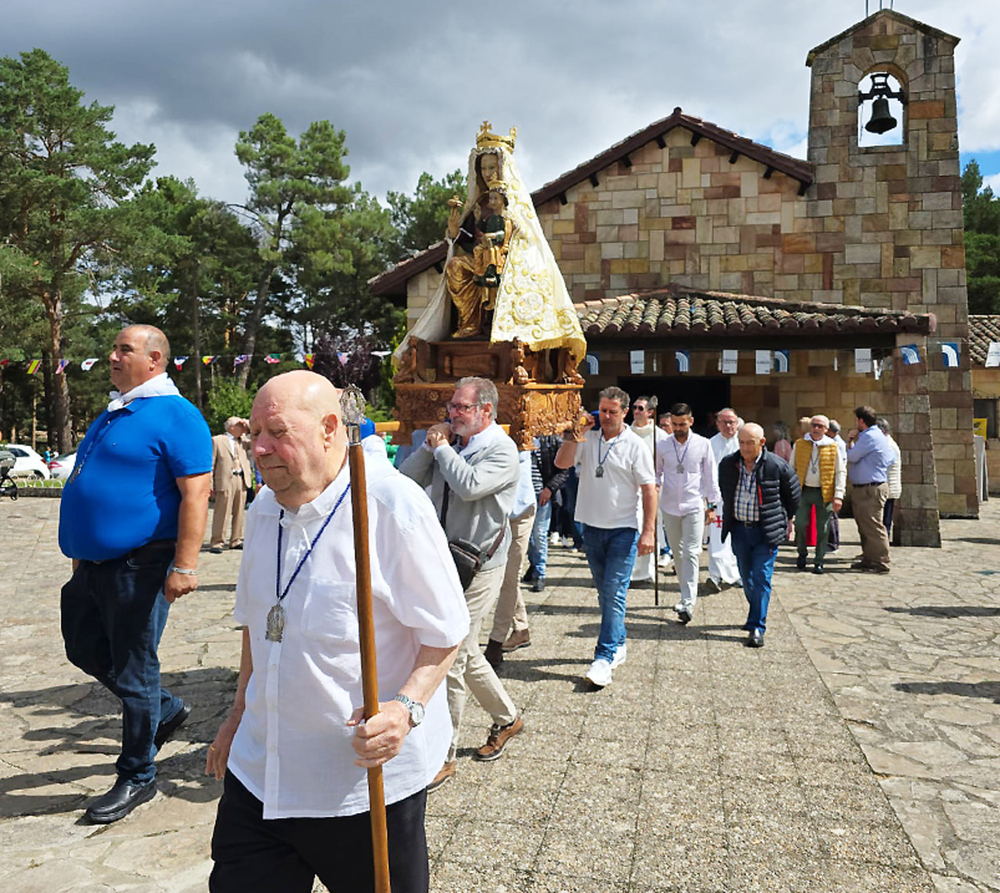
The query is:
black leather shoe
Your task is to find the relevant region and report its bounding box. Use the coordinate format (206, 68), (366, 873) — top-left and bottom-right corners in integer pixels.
(531, 578), (545, 592)
(155, 702), (190, 750)
(813, 565), (824, 575)
(483, 639), (504, 670)
(796, 555), (807, 570)
(84, 777), (157, 824)
(745, 630), (764, 648)
(677, 609), (692, 625)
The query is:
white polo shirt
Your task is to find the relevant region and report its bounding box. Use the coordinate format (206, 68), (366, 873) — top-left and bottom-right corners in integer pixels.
(228, 449), (470, 819)
(574, 426), (655, 530)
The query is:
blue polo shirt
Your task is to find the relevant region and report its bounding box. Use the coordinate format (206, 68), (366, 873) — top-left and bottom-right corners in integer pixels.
(59, 395), (212, 561)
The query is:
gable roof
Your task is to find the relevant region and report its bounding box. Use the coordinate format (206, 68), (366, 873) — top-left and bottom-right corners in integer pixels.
(579, 285), (935, 341)
(370, 108), (815, 299)
(806, 9), (959, 66)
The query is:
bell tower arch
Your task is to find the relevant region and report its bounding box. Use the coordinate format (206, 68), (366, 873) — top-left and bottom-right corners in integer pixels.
(805, 9), (976, 523)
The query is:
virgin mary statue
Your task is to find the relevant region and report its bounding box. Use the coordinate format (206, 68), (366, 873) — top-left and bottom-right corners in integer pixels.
(393, 122), (586, 372)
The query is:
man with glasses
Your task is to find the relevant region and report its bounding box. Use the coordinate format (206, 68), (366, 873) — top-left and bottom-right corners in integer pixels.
(706, 408), (742, 592)
(791, 414), (845, 574)
(400, 377), (522, 789)
(556, 387), (657, 688)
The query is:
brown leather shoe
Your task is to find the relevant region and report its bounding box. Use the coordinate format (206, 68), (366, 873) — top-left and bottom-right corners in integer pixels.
(428, 760), (456, 792)
(473, 716), (524, 762)
(501, 629), (531, 652)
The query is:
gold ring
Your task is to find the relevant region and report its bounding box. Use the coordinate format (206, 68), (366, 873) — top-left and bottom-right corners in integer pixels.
(209, 745), (216, 751)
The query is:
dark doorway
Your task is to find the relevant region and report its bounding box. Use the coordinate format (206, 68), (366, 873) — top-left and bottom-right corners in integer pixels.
(618, 376), (731, 437)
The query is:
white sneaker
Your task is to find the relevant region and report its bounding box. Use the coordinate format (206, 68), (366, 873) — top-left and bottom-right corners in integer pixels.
(658, 553), (673, 569)
(584, 658), (613, 687)
(672, 602), (685, 613)
(550, 532), (561, 547)
(610, 644), (627, 669)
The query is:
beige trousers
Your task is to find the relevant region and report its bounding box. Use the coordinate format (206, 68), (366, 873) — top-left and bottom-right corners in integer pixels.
(447, 564), (518, 761)
(489, 506), (534, 643)
(211, 480), (246, 548)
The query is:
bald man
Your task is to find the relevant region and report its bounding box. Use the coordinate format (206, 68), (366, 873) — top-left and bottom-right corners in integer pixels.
(59, 325), (212, 823)
(209, 416), (253, 552)
(207, 371), (469, 893)
(718, 423), (799, 648)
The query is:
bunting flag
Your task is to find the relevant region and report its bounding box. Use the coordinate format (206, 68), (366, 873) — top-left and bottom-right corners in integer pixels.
(900, 345), (921, 366)
(304, 353), (315, 370)
(941, 342), (960, 368)
(772, 350), (789, 373)
(202, 355), (218, 366)
(55, 359), (70, 375)
(264, 353), (281, 365)
(584, 353), (599, 375)
(630, 350), (645, 374)
(337, 351), (349, 366)
(81, 358), (100, 371)
(674, 350), (690, 373)
(855, 348), (872, 374)
(755, 350), (771, 375)
(234, 354), (250, 369)
(26, 359), (41, 375)
(721, 350), (738, 375)
(174, 356), (189, 370)
(371, 350), (391, 358)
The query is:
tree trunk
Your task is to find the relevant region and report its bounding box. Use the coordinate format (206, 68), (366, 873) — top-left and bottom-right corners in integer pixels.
(237, 262), (277, 388)
(44, 292), (72, 453)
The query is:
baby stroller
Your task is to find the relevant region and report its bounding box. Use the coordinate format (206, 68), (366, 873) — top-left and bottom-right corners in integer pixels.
(0, 449), (18, 500)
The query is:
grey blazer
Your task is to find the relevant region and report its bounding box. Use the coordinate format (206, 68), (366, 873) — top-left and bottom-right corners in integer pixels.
(399, 424), (519, 571)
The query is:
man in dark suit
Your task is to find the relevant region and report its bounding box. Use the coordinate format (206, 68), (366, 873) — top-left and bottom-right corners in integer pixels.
(718, 422), (800, 648)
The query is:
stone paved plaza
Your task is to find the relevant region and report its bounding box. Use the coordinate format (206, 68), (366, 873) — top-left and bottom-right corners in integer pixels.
(1, 496), (997, 892)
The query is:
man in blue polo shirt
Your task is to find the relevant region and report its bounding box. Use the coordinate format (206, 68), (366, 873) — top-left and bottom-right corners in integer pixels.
(59, 324), (212, 823)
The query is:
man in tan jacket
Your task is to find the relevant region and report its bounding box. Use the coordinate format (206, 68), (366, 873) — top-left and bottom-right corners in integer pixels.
(209, 417), (252, 552)
(790, 414), (845, 574)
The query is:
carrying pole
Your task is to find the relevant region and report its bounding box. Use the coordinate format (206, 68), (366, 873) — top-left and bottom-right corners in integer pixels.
(342, 386), (390, 893)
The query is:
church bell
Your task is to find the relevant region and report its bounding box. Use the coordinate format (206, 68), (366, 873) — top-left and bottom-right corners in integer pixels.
(865, 97), (898, 134)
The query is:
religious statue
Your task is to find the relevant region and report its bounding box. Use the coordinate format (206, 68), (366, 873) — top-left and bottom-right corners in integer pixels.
(394, 122), (587, 374)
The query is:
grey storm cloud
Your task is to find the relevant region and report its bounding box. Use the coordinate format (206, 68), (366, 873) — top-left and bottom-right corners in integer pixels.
(3, 1), (998, 206)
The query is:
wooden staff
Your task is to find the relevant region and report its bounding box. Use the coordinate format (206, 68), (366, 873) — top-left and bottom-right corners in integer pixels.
(342, 386), (390, 893)
(651, 398), (659, 607)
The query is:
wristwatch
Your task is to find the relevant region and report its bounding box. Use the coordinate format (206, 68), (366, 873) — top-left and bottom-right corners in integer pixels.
(393, 694), (425, 728)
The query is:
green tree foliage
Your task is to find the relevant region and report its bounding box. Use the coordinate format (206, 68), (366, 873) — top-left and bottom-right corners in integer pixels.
(234, 113), (354, 386)
(387, 169), (466, 256)
(204, 378), (256, 437)
(0, 49), (155, 451)
(962, 160), (1000, 314)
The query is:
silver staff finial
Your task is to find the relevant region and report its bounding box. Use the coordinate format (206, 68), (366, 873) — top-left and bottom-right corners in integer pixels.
(341, 385), (367, 443)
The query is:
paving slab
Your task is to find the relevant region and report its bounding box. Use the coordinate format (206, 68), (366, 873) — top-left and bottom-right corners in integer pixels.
(0, 497), (997, 891)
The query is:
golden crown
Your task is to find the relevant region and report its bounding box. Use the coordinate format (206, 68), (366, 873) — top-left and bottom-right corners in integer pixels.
(484, 174), (508, 194)
(476, 121), (516, 152)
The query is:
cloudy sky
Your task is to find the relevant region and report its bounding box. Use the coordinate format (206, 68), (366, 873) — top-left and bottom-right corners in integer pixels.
(4, 1), (999, 211)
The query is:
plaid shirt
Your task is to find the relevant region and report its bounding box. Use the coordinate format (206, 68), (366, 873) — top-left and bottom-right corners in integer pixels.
(733, 454), (762, 522)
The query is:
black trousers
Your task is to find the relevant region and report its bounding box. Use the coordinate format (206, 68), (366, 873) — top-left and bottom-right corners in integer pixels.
(210, 771), (429, 893)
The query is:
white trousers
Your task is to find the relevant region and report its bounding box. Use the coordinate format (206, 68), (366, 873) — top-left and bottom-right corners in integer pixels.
(707, 512), (741, 585)
(663, 511), (705, 610)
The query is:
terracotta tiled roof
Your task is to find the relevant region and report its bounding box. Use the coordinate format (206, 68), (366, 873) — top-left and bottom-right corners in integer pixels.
(370, 108), (814, 299)
(578, 287), (934, 339)
(968, 315), (1000, 365)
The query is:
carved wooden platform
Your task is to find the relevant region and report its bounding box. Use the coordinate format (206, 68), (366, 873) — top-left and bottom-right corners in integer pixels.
(393, 337), (584, 450)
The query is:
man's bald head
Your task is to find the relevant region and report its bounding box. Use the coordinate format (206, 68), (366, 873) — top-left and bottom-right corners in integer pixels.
(110, 325), (170, 392)
(251, 371), (347, 509)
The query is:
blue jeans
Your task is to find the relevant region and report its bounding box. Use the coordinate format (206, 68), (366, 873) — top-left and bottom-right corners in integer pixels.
(61, 541), (184, 784)
(581, 524), (638, 662)
(527, 498), (552, 579)
(729, 525), (778, 635)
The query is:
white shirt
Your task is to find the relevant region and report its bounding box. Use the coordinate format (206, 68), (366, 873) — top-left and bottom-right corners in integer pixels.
(656, 431), (722, 517)
(229, 449), (470, 819)
(709, 431), (739, 464)
(574, 426), (655, 529)
(630, 421), (668, 458)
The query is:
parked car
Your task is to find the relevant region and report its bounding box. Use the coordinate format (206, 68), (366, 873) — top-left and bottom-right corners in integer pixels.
(3, 444), (51, 479)
(48, 452), (77, 481)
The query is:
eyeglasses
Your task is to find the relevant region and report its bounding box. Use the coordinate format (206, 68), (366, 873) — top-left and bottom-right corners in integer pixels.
(811, 422), (826, 428)
(633, 406), (648, 413)
(447, 401), (482, 413)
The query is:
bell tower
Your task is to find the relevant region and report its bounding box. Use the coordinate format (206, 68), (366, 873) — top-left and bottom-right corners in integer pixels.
(806, 9), (976, 524)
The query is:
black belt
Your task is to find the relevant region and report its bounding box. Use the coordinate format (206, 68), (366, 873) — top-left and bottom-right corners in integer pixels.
(733, 520), (759, 527)
(852, 481), (885, 488)
(89, 539), (176, 565)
